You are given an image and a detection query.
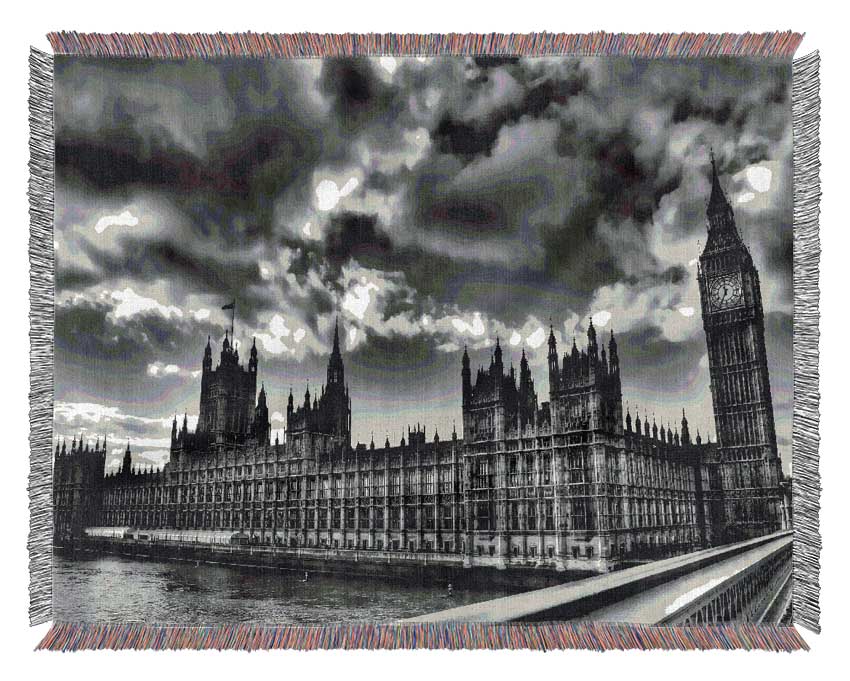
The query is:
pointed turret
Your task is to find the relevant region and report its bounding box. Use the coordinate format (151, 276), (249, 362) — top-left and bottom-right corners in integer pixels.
(547, 323), (559, 390)
(122, 440), (132, 476)
(587, 317), (598, 361)
(706, 149), (738, 235)
(681, 408), (691, 445)
(249, 336), (258, 374)
(461, 345), (472, 406)
(608, 329), (619, 373)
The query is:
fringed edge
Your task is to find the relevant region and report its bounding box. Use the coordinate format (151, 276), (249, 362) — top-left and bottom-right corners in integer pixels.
(790, 51), (821, 633)
(46, 31), (804, 58)
(28, 47), (55, 626)
(36, 622), (809, 652)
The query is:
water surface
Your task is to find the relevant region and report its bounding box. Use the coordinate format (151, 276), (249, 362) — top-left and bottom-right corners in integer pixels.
(53, 555), (509, 624)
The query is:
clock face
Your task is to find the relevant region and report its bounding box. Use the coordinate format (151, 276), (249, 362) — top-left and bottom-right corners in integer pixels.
(708, 273), (744, 311)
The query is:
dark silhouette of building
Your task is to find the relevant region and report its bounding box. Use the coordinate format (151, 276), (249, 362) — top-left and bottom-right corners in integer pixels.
(286, 318), (351, 450)
(697, 152), (784, 541)
(196, 332), (259, 441)
(53, 159), (787, 571)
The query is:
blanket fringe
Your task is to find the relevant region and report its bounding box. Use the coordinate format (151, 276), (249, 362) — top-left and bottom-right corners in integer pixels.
(36, 622), (809, 652)
(31, 34), (819, 646)
(790, 51), (821, 633)
(28, 47), (54, 627)
(46, 31), (803, 58)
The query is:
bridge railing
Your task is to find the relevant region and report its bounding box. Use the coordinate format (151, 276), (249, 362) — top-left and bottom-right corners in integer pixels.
(403, 531), (793, 623)
(657, 537), (792, 625)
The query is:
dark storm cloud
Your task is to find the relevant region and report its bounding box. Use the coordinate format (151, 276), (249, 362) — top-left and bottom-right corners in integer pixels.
(429, 61), (585, 160)
(55, 298), (219, 372)
(53, 55), (794, 465)
(383, 57), (793, 321)
(319, 59), (401, 137)
(55, 57), (334, 247)
(324, 211), (393, 269)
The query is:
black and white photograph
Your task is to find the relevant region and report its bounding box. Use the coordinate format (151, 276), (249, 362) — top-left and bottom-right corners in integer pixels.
(50, 53), (795, 626)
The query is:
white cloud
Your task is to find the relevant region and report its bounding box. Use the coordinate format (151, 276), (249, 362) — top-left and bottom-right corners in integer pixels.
(254, 312), (324, 358)
(379, 56), (397, 75)
(737, 191), (755, 204)
(746, 166), (772, 192)
(342, 279), (380, 320)
(436, 342), (461, 353)
(315, 176), (360, 212)
(449, 312), (486, 337)
(54, 401), (197, 433)
(191, 308), (210, 321)
(146, 362), (196, 379)
(588, 280), (701, 344)
(94, 210), (138, 234)
(509, 331), (522, 346)
(110, 288), (182, 320)
(56, 402), (122, 424)
(526, 327), (546, 349)
(591, 310), (612, 327)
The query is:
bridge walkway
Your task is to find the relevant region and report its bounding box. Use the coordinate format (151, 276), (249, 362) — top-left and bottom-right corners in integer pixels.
(403, 531), (792, 624)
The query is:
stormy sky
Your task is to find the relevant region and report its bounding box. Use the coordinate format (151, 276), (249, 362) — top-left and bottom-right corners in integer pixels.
(52, 55), (794, 473)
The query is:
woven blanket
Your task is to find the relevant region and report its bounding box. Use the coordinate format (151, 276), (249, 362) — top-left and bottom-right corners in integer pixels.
(29, 31), (820, 652)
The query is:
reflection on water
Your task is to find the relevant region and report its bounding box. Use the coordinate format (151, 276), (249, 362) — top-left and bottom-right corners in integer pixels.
(53, 555), (510, 624)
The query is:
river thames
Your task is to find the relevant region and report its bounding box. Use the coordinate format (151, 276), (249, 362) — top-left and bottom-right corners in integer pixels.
(53, 555), (510, 623)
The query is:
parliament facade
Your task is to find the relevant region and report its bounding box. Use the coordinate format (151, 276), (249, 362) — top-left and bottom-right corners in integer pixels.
(53, 160), (790, 573)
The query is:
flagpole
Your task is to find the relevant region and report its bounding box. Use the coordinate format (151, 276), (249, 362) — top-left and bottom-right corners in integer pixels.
(231, 300), (235, 340)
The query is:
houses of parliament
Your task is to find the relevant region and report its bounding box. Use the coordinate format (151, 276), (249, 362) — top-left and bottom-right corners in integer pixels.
(52, 159), (791, 572)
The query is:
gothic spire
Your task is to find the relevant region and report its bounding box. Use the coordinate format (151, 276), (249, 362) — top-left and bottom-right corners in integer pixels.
(707, 150), (728, 210)
(706, 149), (736, 233)
(681, 408), (691, 445)
(332, 316), (341, 354)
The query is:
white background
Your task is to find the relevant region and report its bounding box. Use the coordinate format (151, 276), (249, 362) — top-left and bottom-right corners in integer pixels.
(0, 1), (846, 677)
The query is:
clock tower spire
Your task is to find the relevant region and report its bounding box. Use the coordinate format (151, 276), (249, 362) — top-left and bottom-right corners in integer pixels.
(697, 152), (783, 540)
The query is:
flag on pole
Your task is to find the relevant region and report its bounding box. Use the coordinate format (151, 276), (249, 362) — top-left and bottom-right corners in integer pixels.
(222, 300), (235, 310)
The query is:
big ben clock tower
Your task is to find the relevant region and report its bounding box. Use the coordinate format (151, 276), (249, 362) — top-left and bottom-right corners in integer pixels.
(697, 152), (782, 541)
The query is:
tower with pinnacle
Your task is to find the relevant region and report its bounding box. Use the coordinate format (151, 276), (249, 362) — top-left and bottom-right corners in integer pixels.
(697, 152), (783, 539)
